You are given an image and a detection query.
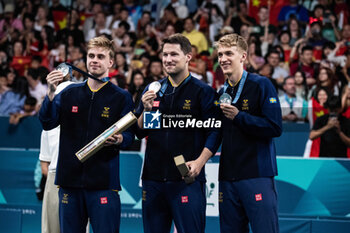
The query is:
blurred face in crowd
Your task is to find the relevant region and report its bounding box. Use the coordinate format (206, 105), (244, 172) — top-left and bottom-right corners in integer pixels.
(240, 25), (249, 40)
(6, 70), (16, 85)
(239, 3), (247, 15)
(36, 6), (47, 20)
(184, 18), (194, 33)
(120, 9), (129, 21)
(289, 19), (299, 31)
(150, 61), (162, 77)
(116, 53), (126, 67)
(258, 7), (269, 22)
(87, 47), (113, 78)
(294, 71), (304, 85)
(13, 41), (23, 56)
(0, 76), (7, 90)
(259, 64), (273, 78)
(301, 49), (313, 65)
(133, 73), (144, 87)
(24, 17), (34, 30)
(283, 78), (296, 96)
(280, 33), (290, 44)
(95, 12), (106, 27)
(314, 7), (324, 18)
(342, 25), (350, 40)
(165, 24), (175, 37)
(317, 89), (328, 105)
(318, 68), (330, 86)
(267, 52), (280, 67)
(162, 43), (191, 76)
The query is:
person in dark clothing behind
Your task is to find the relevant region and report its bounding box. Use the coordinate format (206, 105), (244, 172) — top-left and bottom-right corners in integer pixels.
(310, 95), (350, 158)
(216, 33), (282, 233)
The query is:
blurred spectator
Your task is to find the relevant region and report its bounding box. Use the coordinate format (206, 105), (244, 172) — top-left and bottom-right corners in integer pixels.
(266, 50), (289, 87)
(258, 63), (278, 92)
(279, 30), (292, 63)
(25, 68), (47, 104)
(246, 41), (265, 73)
(278, 0), (309, 27)
(144, 58), (163, 86)
(254, 6), (278, 37)
(56, 9), (85, 48)
(0, 4), (24, 41)
(294, 70), (309, 100)
(128, 69), (145, 108)
(160, 0), (189, 20)
(112, 21), (131, 47)
(29, 26), (55, 68)
(6, 67), (17, 88)
(342, 84), (350, 118)
(188, 45), (207, 84)
(279, 76), (307, 122)
(306, 21), (329, 61)
(106, 2), (123, 29)
(123, 0), (142, 32)
(9, 96), (37, 125)
(290, 45), (318, 87)
(182, 17), (208, 54)
(112, 52), (129, 78)
(10, 40), (31, 76)
(34, 5), (54, 31)
(315, 67), (340, 96)
(158, 5), (183, 33)
(0, 76), (29, 116)
(138, 23), (159, 56)
(287, 17), (303, 46)
(225, 0), (256, 35)
(304, 86), (330, 158)
(111, 7), (135, 32)
(136, 11), (152, 34)
(110, 74), (127, 89)
(85, 12), (111, 42)
(82, 2), (103, 37)
(309, 95), (350, 158)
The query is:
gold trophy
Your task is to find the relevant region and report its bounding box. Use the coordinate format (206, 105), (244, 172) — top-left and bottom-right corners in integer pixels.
(76, 112), (137, 162)
(174, 155), (195, 184)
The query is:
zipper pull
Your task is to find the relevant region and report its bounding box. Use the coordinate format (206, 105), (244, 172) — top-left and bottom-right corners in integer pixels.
(91, 92), (95, 100)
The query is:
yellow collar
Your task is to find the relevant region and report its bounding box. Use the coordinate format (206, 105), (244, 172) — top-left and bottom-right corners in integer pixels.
(168, 73), (190, 87)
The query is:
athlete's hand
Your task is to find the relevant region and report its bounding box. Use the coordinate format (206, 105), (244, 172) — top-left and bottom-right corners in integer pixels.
(105, 134), (123, 146)
(141, 90), (157, 111)
(220, 103), (239, 120)
(46, 70), (64, 101)
(186, 159), (205, 178)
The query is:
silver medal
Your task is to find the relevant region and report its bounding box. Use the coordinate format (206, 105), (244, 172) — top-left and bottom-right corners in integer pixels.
(219, 93), (232, 104)
(149, 81), (161, 93)
(56, 63), (69, 77)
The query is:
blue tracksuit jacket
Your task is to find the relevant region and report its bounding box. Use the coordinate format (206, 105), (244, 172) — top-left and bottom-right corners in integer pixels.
(218, 72), (282, 181)
(39, 81), (134, 190)
(136, 74), (221, 182)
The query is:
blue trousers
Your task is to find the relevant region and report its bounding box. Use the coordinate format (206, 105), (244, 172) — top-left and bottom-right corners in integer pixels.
(219, 177), (279, 233)
(58, 188), (120, 233)
(142, 180), (206, 233)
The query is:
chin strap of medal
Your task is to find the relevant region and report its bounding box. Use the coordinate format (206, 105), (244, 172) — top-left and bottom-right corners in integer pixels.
(57, 62), (110, 83)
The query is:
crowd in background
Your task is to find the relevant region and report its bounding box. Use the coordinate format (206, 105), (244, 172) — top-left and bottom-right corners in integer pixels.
(0, 0), (349, 128)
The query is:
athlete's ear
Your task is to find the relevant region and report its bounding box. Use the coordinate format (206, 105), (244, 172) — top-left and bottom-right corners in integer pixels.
(186, 52), (192, 63)
(240, 52), (247, 63)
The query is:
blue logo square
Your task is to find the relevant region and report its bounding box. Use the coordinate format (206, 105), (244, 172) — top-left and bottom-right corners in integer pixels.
(143, 110), (161, 129)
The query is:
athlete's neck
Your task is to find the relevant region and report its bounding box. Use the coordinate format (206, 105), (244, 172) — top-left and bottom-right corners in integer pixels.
(228, 68), (244, 86)
(169, 71), (189, 87)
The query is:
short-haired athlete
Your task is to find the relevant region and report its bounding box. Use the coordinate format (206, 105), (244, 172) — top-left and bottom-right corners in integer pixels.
(216, 33), (282, 233)
(135, 33), (221, 233)
(39, 36), (134, 233)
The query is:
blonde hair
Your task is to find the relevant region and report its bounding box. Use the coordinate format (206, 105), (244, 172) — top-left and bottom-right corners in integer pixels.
(87, 36), (115, 60)
(214, 33), (248, 53)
